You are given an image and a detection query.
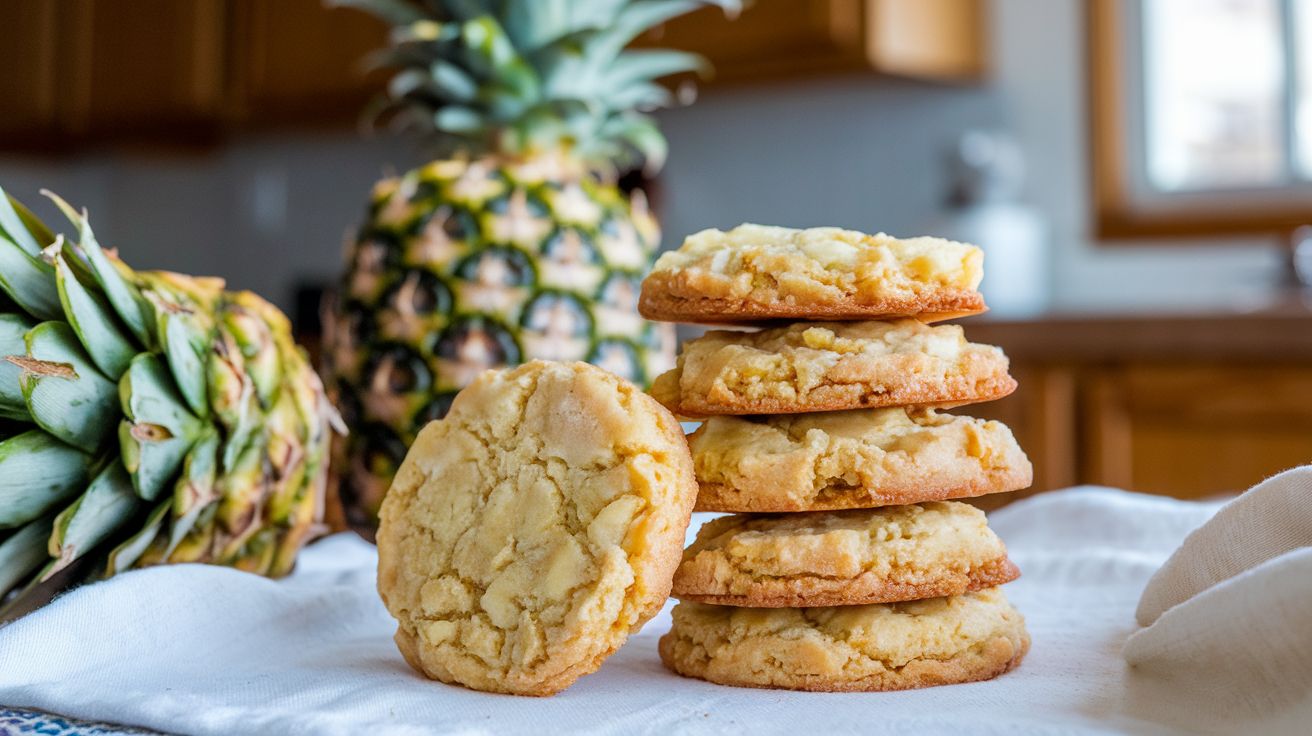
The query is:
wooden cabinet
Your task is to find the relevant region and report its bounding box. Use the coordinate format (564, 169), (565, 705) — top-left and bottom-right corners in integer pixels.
(0, 0), (984, 150)
(0, 0), (235, 147)
(0, 3), (60, 142)
(61, 0), (229, 139)
(1082, 365), (1312, 497)
(227, 0), (386, 127)
(968, 312), (1312, 504)
(0, 0), (384, 150)
(649, 0), (987, 83)
(969, 364), (1079, 500)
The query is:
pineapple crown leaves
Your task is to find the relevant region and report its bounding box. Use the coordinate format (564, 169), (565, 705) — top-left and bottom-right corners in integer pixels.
(334, 0), (742, 175)
(0, 188), (337, 615)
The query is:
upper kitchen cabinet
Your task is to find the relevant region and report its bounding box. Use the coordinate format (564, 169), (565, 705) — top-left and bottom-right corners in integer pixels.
(226, 0), (387, 128)
(0, 0), (384, 150)
(0, 3), (59, 143)
(0, 1), (233, 148)
(648, 0), (987, 84)
(63, 0), (230, 140)
(0, 0), (982, 150)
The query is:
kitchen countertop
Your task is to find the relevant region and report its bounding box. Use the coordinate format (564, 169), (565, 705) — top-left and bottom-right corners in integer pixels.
(966, 296), (1312, 361)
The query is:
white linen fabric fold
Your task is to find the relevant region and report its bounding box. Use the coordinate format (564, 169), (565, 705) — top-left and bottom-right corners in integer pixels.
(1123, 467), (1312, 734)
(0, 484), (1304, 736)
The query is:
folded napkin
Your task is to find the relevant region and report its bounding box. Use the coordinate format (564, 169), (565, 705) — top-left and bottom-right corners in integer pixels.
(1123, 467), (1312, 734)
(0, 485), (1300, 736)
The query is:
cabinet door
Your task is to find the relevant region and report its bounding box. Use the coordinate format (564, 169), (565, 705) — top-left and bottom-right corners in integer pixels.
(866, 0), (987, 80)
(1084, 365), (1312, 498)
(648, 0), (985, 83)
(0, 3), (60, 144)
(964, 364), (1079, 509)
(228, 0), (387, 127)
(650, 0), (866, 81)
(59, 0), (228, 138)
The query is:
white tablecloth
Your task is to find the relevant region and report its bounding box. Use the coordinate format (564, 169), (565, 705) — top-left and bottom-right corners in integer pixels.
(0, 487), (1302, 735)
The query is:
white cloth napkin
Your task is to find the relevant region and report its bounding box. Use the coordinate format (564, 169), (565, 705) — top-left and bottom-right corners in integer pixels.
(0, 485), (1301, 736)
(1123, 467), (1312, 734)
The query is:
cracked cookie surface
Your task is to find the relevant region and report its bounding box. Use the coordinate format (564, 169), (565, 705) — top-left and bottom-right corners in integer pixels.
(376, 361), (697, 696)
(689, 408), (1032, 512)
(659, 588), (1029, 692)
(639, 224), (986, 324)
(672, 502), (1019, 606)
(651, 319), (1016, 417)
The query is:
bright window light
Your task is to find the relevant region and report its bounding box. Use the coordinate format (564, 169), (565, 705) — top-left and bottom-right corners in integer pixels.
(1143, 0), (1286, 191)
(1296, 0), (1312, 178)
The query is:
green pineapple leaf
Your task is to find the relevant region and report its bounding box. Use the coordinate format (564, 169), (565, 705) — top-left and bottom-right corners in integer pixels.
(501, 0), (572, 51)
(327, 0), (428, 26)
(118, 353), (205, 502)
(17, 321), (119, 453)
(0, 188), (53, 256)
(0, 430), (92, 528)
(53, 247), (138, 380)
(0, 314), (35, 420)
(0, 517), (55, 598)
(44, 460), (142, 579)
(104, 499), (170, 575)
(75, 221), (156, 348)
(599, 112), (668, 173)
(353, 0), (741, 173)
(164, 428), (220, 557)
(434, 105), (486, 134)
(0, 236), (62, 322)
(603, 50), (707, 97)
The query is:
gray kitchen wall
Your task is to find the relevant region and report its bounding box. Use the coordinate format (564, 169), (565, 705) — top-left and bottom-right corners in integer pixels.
(0, 134), (419, 315)
(655, 77), (1003, 246)
(0, 0), (1285, 318)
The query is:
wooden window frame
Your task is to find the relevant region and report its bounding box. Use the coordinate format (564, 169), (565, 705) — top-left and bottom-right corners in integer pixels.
(1089, 0), (1312, 240)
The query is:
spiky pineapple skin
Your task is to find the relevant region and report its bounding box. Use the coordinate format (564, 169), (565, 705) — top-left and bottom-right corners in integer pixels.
(1, 190), (338, 614)
(325, 154), (675, 533)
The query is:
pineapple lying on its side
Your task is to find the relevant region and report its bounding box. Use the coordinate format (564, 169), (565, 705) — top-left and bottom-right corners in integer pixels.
(325, 0), (738, 534)
(0, 190), (338, 617)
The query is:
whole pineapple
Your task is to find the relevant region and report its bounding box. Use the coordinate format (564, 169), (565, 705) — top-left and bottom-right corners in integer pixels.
(325, 0), (737, 533)
(0, 190), (337, 617)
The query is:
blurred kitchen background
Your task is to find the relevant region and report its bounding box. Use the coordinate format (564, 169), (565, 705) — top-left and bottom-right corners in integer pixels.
(3, 0), (1311, 501)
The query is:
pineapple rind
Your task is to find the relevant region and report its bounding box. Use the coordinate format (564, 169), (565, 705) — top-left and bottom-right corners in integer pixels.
(0, 189), (336, 613)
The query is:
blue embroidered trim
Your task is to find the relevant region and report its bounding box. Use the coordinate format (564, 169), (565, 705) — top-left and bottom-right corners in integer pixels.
(0, 707), (157, 736)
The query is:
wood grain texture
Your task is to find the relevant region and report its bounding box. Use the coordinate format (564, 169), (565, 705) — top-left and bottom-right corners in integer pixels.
(642, 0), (985, 83)
(967, 311), (1312, 501)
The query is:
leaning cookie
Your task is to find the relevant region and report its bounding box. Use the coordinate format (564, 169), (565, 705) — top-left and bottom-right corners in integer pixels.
(377, 361), (697, 696)
(652, 319), (1016, 417)
(659, 589), (1029, 692)
(672, 503), (1020, 607)
(639, 224), (986, 324)
(690, 408), (1031, 512)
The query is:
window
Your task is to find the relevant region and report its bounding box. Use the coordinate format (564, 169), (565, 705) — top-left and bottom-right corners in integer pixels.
(1090, 0), (1312, 238)
(1297, 0), (1312, 174)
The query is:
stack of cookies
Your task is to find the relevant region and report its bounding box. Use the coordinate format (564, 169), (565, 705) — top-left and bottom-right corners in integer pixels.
(638, 224), (1034, 692)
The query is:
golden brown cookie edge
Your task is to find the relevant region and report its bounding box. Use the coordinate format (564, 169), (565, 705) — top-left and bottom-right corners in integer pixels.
(671, 370), (1018, 418)
(692, 455), (1033, 513)
(624, 379), (704, 630)
(671, 556), (1021, 608)
(658, 616), (1030, 692)
(638, 278), (988, 325)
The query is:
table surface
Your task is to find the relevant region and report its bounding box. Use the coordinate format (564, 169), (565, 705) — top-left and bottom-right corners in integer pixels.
(0, 489), (1263, 736)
